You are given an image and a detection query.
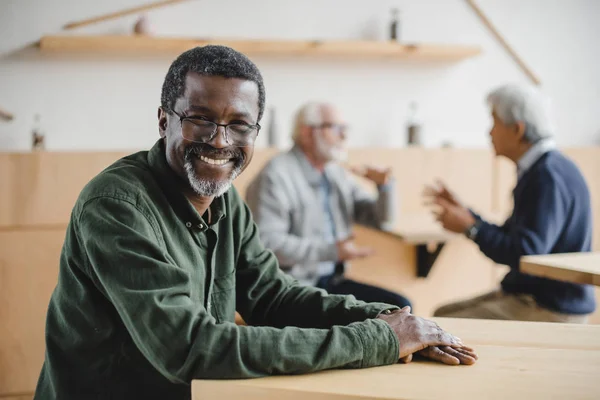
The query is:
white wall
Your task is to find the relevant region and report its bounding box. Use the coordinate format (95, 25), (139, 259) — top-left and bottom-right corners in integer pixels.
(0, 0), (599, 151)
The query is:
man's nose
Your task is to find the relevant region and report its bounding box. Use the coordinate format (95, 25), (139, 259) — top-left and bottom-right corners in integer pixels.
(209, 126), (231, 149)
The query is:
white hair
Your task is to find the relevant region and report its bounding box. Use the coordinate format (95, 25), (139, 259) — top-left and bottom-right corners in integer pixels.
(486, 84), (555, 143)
(292, 102), (326, 143)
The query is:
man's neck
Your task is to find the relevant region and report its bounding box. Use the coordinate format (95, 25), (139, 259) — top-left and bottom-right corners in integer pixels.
(509, 142), (534, 164)
(299, 144), (326, 172)
(185, 191), (214, 222)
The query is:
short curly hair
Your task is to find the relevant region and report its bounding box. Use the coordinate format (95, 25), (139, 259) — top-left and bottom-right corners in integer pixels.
(160, 45), (266, 122)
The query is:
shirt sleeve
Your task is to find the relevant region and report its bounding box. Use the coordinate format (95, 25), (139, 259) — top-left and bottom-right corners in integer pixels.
(78, 196), (399, 382)
(234, 194), (400, 329)
(474, 173), (569, 269)
(351, 176), (396, 230)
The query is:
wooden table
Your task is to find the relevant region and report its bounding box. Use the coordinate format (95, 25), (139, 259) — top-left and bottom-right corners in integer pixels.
(192, 318), (600, 400)
(521, 252), (600, 286)
(357, 214), (455, 278)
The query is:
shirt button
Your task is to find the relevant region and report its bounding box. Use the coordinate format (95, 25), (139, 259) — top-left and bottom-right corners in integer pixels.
(207, 301), (212, 311)
(198, 223), (204, 229)
(185, 222), (192, 228)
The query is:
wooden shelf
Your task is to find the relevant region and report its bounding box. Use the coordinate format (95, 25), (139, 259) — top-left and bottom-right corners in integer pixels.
(38, 35), (481, 60)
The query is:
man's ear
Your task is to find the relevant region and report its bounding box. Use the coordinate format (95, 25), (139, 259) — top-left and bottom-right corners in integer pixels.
(514, 121), (526, 142)
(158, 107), (168, 138)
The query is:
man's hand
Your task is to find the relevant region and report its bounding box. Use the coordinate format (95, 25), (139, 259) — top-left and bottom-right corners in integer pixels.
(377, 307), (477, 366)
(350, 165), (392, 186)
(336, 237), (374, 261)
(423, 180), (462, 207)
(432, 197), (476, 233)
(423, 180), (475, 233)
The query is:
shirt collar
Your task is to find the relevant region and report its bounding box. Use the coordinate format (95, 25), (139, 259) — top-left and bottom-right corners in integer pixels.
(291, 145), (334, 186)
(517, 138), (556, 179)
(147, 138), (226, 228)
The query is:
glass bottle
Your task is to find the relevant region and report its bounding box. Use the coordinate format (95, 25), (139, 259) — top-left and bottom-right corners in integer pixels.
(31, 114), (46, 151)
(390, 8), (401, 41)
(406, 102), (422, 146)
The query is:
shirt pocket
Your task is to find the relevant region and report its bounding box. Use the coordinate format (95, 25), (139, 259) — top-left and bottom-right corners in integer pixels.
(211, 269), (236, 323)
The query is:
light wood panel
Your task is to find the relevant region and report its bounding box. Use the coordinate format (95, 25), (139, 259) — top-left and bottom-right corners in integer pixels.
(346, 147), (495, 216)
(0, 152), (129, 227)
(0, 148), (279, 229)
(0, 395), (34, 400)
(38, 35), (482, 60)
(0, 229), (65, 394)
(563, 148), (600, 251)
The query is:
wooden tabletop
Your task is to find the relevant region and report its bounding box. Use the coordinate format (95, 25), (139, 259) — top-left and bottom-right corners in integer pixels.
(192, 318), (600, 400)
(433, 317), (600, 350)
(383, 213), (455, 245)
(521, 252), (600, 286)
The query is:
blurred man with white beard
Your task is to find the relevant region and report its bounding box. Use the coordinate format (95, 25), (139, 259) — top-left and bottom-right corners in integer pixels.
(246, 102), (411, 309)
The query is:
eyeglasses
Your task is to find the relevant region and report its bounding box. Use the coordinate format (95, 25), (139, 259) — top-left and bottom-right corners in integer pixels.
(311, 123), (347, 137)
(170, 109), (261, 147)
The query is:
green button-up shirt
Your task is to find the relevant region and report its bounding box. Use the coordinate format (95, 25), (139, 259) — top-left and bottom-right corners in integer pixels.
(35, 139), (399, 400)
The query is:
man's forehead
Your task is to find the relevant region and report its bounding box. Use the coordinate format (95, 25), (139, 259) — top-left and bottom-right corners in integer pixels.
(321, 105), (343, 122)
(178, 72), (259, 117)
(183, 73), (257, 97)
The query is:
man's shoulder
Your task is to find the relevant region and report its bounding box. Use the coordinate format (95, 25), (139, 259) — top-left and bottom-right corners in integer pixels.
(76, 150), (156, 210)
(262, 148), (299, 174)
(250, 149), (299, 186)
(537, 151), (584, 182)
(526, 151), (588, 197)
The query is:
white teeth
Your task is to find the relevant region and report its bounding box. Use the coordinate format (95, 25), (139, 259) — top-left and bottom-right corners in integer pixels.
(199, 155), (229, 165)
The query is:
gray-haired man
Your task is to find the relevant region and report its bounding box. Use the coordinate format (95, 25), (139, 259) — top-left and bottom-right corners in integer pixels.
(426, 84), (595, 323)
(246, 102), (411, 309)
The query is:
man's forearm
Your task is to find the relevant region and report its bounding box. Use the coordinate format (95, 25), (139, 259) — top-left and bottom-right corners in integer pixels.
(261, 232), (338, 266)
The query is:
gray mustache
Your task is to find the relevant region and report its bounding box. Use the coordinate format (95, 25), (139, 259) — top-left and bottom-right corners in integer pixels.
(185, 145), (244, 161)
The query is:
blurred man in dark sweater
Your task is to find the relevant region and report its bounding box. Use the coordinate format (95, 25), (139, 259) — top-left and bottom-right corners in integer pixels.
(426, 84), (595, 323)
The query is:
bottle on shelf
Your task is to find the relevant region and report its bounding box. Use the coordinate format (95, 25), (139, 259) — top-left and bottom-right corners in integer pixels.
(31, 114), (46, 151)
(390, 8), (401, 42)
(406, 102), (422, 146)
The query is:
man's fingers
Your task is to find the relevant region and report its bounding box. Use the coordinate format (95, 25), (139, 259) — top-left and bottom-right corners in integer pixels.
(357, 247), (375, 257)
(428, 326), (463, 347)
(440, 346), (478, 365)
(451, 345), (476, 353)
(419, 347), (460, 365)
(349, 165), (366, 176)
(434, 196), (453, 209)
(399, 353), (413, 364)
(435, 179), (450, 193)
(422, 185), (440, 197)
(451, 346), (478, 360)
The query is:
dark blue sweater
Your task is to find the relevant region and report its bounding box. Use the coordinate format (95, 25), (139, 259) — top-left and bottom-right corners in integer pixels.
(475, 150), (596, 314)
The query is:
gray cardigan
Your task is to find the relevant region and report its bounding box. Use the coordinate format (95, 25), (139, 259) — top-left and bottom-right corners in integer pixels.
(245, 146), (396, 285)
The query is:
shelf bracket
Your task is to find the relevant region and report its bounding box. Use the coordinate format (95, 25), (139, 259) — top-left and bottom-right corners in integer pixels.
(416, 242), (445, 278)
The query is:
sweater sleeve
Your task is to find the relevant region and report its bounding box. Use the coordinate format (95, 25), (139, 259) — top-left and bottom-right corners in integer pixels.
(474, 172), (569, 269)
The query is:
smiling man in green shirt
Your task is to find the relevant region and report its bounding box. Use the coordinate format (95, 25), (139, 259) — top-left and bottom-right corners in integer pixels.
(35, 46), (476, 400)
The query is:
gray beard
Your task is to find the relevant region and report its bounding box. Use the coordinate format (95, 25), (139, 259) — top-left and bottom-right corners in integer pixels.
(184, 160), (242, 197)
